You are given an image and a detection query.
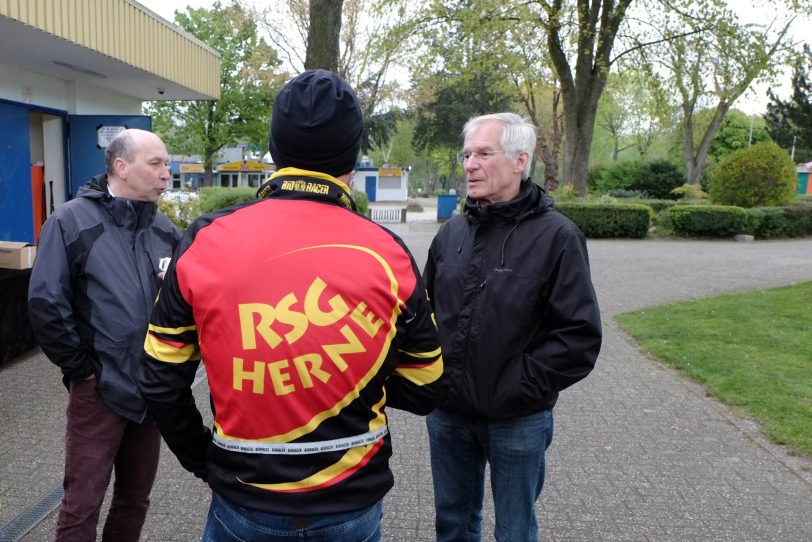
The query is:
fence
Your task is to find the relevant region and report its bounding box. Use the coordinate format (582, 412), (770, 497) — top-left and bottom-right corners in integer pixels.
(369, 207), (406, 223)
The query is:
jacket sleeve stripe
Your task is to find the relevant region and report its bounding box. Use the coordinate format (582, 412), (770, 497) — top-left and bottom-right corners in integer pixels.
(148, 323), (197, 334)
(144, 332), (201, 363)
(393, 356), (443, 386)
(398, 346), (442, 359)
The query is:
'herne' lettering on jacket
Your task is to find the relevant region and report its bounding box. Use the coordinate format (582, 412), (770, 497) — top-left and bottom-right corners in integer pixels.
(233, 277), (387, 395)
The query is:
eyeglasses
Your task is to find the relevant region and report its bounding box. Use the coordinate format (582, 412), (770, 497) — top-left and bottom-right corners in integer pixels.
(457, 150), (505, 163)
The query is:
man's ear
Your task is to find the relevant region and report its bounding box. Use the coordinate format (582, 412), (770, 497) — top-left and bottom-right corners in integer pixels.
(112, 156), (128, 179)
(513, 151), (529, 174)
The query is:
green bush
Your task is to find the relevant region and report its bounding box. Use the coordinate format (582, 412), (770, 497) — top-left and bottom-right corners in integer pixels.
(708, 142), (795, 208)
(591, 160), (644, 193)
(631, 160), (685, 199)
(671, 183), (709, 201)
(605, 189), (649, 199)
(781, 205), (812, 237)
(669, 205), (748, 237)
(746, 207), (788, 239)
(198, 187), (258, 215)
(654, 208), (675, 235)
(158, 195), (201, 231)
(550, 184), (580, 202)
(353, 190), (369, 216)
(556, 202), (651, 239)
(631, 199), (679, 213)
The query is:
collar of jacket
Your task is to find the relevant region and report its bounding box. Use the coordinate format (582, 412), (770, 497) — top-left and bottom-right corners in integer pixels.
(255, 167), (357, 212)
(79, 173), (157, 230)
(464, 179), (551, 224)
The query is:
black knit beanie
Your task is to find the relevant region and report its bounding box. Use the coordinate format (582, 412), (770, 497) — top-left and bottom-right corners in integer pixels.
(268, 69), (363, 178)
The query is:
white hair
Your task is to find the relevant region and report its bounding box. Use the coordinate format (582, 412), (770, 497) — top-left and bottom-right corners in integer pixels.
(462, 113), (537, 179)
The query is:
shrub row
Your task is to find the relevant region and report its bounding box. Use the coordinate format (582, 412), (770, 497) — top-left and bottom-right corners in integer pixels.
(747, 205), (812, 239)
(669, 205), (748, 237)
(556, 203), (651, 239)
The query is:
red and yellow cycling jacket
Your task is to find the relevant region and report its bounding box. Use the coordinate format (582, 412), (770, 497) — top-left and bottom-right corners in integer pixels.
(141, 168), (443, 515)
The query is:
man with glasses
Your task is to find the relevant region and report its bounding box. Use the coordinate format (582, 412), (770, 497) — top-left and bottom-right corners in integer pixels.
(423, 112), (602, 541)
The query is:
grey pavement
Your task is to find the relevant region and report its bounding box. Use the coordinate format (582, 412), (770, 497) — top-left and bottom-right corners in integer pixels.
(2, 220), (812, 541)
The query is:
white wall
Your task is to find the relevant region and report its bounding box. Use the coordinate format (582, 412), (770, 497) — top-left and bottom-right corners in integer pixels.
(0, 62), (142, 115)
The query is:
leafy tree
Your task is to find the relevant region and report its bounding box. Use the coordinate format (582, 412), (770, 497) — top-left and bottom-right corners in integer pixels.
(412, 71), (514, 192)
(708, 109), (771, 164)
(145, 1), (282, 186)
(648, 3), (795, 186)
(765, 45), (812, 163)
(708, 142), (795, 208)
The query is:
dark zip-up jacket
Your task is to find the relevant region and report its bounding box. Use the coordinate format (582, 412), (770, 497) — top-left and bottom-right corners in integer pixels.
(140, 168), (443, 516)
(28, 174), (180, 423)
(424, 180), (601, 419)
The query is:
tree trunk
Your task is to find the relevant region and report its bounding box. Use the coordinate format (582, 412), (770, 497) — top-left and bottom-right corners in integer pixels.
(305, 0), (343, 72)
(546, 0), (633, 196)
(683, 102), (730, 185)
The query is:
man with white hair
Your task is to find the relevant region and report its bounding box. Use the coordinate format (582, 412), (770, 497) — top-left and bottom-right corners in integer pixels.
(424, 112), (602, 541)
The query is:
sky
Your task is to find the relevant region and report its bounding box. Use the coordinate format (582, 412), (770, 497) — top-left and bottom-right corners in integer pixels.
(135, 0), (810, 115)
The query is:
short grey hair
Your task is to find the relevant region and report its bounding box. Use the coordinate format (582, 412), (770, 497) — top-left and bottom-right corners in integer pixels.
(105, 130), (137, 175)
(462, 113), (537, 180)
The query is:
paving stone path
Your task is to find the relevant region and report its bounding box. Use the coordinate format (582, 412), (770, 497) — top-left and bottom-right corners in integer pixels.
(2, 223), (810, 541)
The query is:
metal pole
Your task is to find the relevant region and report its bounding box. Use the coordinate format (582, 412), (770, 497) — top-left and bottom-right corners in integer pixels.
(791, 135), (797, 161)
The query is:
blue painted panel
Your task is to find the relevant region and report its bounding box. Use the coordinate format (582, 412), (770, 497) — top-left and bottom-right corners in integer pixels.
(0, 102), (33, 242)
(365, 175), (377, 202)
(797, 172), (809, 195)
(67, 115), (151, 198)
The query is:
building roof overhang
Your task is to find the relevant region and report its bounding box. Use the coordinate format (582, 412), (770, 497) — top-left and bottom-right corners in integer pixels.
(0, 0), (220, 101)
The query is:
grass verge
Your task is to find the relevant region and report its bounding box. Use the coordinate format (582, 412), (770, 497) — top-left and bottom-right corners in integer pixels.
(616, 281), (812, 458)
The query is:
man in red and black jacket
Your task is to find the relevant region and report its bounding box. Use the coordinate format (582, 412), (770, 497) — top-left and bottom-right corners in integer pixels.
(139, 70), (443, 541)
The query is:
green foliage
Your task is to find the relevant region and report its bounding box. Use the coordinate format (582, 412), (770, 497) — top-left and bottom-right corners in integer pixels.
(669, 205), (748, 237)
(555, 203), (651, 239)
(633, 160), (685, 199)
(145, 1), (281, 178)
(549, 184), (580, 203)
(406, 201), (424, 212)
(708, 142), (796, 208)
(781, 205), (812, 237)
(412, 71), (513, 153)
(671, 183), (709, 200)
(591, 160), (645, 193)
(653, 208), (675, 236)
(197, 187), (258, 215)
(633, 199), (679, 213)
(352, 190), (369, 217)
(617, 281), (812, 457)
(746, 207), (788, 239)
(765, 44), (812, 164)
(604, 189), (649, 199)
(709, 109), (771, 164)
(158, 196), (201, 231)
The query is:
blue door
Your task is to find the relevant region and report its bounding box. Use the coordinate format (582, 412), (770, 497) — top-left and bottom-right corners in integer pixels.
(67, 115), (151, 198)
(365, 175), (377, 202)
(0, 102), (33, 242)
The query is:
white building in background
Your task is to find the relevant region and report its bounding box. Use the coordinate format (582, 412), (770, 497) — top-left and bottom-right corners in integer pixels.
(352, 156), (410, 202)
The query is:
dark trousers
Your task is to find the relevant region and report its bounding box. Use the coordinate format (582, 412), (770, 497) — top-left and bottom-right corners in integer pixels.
(55, 377), (161, 542)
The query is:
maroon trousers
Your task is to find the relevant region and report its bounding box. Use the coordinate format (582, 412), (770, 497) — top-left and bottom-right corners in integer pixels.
(55, 377), (161, 542)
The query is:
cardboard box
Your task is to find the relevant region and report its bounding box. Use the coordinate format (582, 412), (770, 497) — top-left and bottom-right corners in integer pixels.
(0, 241), (37, 270)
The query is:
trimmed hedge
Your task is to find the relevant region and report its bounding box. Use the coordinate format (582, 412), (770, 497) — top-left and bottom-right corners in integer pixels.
(556, 203), (651, 239)
(669, 205), (748, 237)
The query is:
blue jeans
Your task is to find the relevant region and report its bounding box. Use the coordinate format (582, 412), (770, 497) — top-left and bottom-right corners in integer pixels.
(202, 492), (382, 541)
(427, 408), (554, 542)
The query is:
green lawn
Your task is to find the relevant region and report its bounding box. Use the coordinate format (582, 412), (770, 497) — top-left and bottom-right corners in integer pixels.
(616, 281), (812, 458)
